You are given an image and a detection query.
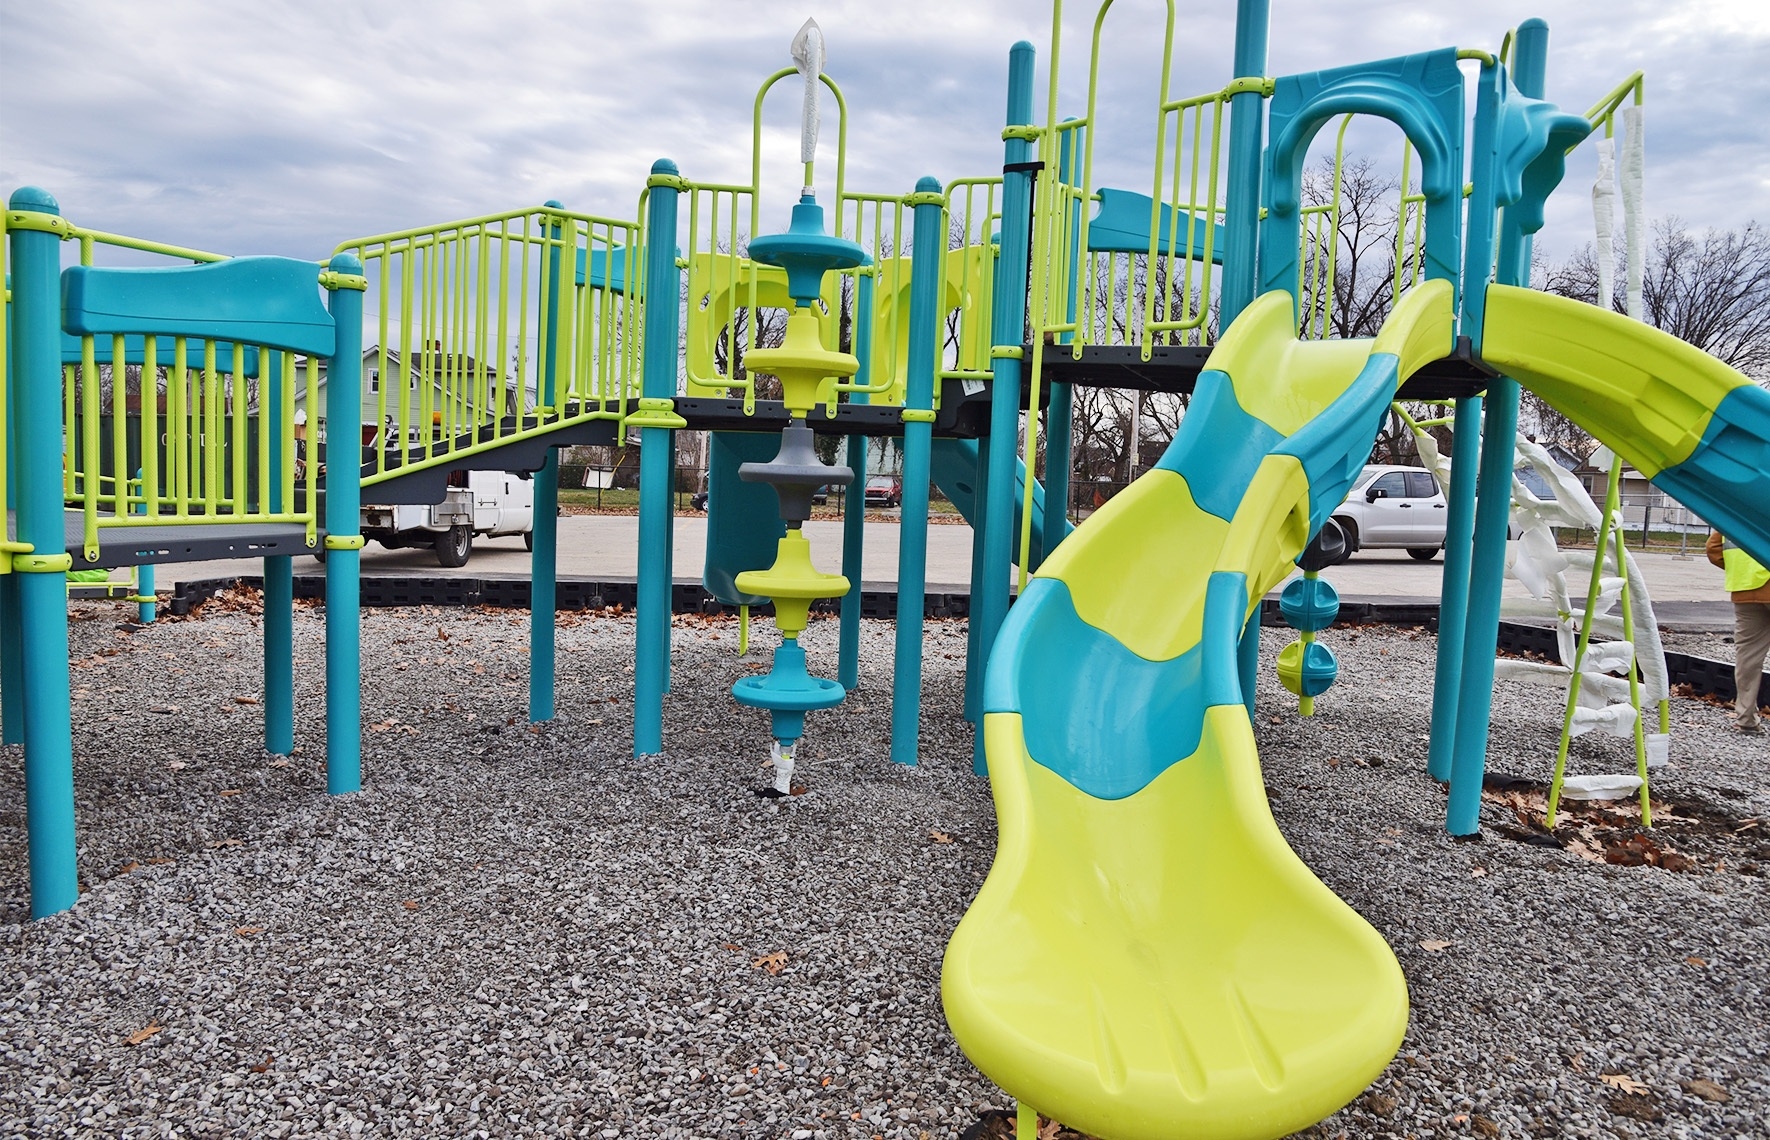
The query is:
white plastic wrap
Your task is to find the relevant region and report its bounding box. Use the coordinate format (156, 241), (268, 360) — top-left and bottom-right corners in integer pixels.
(1645, 732), (1670, 769)
(790, 18), (825, 173)
(1571, 702), (1638, 739)
(1493, 658), (1571, 686)
(1593, 135), (1617, 313)
(1560, 773), (1644, 800)
(770, 738), (795, 795)
(1620, 104), (1646, 322)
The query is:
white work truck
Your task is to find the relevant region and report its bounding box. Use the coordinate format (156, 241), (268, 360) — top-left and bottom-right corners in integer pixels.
(356, 470), (535, 567)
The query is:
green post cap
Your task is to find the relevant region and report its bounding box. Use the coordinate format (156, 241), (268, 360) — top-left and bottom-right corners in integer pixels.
(747, 194), (866, 307)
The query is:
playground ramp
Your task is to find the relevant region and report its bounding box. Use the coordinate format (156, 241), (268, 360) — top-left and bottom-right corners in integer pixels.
(940, 282), (1770, 1139)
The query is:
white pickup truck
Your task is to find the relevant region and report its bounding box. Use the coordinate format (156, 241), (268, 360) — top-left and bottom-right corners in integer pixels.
(355, 470), (535, 567)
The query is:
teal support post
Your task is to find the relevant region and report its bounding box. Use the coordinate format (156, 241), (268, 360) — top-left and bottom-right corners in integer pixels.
(2, 352), (20, 745)
(136, 562), (156, 623)
(1426, 396), (1480, 782)
(1, 574), (22, 746)
(634, 161), (683, 756)
(962, 434), (989, 724)
(1428, 59), (1504, 782)
(1220, 0), (1270, 327)
(1447, 19), (1550, 834)
(322, 253), (365, 795)
(890, 178), (944, 766)
(974, 40), (1037, 775)
(530, 202), (566, 722)
(1223, 0), (1270, 719)
(262, 349), (293, 754)
(9, 187), (80, 916)
(662, 429), (675, 695)
(839, 432), (867, 690)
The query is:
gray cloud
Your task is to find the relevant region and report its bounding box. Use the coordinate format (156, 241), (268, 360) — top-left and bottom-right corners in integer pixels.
(3, 0), (1764, 267)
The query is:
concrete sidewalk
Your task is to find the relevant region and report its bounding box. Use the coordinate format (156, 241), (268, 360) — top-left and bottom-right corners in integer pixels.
(151, 512), (1733, 620)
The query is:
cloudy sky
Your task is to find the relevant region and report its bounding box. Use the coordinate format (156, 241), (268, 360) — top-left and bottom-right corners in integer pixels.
(4, 0), (1766, 267)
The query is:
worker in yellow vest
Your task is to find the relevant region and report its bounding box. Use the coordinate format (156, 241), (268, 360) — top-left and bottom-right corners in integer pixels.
(1707, 530), (1770, 732)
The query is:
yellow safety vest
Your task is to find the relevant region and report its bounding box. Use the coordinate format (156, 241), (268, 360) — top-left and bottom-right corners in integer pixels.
(1723, 539), (1770, 593)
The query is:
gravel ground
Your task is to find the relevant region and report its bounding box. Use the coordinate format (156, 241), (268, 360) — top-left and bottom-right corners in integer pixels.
(2, 596), (1766, 1139)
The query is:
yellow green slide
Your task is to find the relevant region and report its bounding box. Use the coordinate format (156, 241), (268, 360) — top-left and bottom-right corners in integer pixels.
(942, 283), (1454, 1139)
(942, 278), (1769, 1139)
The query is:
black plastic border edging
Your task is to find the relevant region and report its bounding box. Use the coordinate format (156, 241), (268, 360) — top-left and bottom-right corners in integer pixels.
(158, 576), (1762, 706)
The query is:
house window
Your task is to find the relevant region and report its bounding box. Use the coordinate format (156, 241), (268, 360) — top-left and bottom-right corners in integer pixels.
(369, 370), (379, 392)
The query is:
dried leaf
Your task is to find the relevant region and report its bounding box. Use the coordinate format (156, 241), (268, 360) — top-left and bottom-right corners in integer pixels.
(720, 943), (742, 952)
(1470, 865), (1488, 877)
(1565, 837), (1606, 864)
(126, 1022), (163, 1046)
(402, 900), (420, 911)
(117, 861), (140, 875)
(1685, 956), (1707, 968)
(1681, 1077), (1728, 1103)
(234, 926), (264, 936)
(268, 758), (290, 769)
(1600, 1073), (1649, 1095)
(1472, 1114), (1500, 1137)
(930, 830), (954, 844)
(218, 789), (242, 798)
(1419, 940), (1453, 953)
(233, 696), (259, 705)
(249, 1054), (275, 1073)
(166, 760), (189, 771)
(752, 950), (788, 975)
(206, 838), (244, 849)
(145, 857), (174, 866)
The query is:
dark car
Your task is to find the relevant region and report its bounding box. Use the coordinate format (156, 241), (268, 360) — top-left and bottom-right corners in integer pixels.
(864, 475), (902, 509)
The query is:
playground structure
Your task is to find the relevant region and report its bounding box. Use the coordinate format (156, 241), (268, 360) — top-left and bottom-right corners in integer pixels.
(6, 1), (1770, 1136)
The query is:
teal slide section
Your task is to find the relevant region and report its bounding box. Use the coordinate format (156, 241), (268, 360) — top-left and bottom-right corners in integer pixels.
(930, 437), (1072, 570)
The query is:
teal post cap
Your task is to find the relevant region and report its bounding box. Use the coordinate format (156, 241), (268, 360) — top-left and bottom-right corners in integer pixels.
(651, 158), (679, 176)
(915, 175), (942, 194)
(327, 251), (362, 275)
(732, 639), (846, 727)
(747, 194), (866, 307)
(8, 186), (59, 213)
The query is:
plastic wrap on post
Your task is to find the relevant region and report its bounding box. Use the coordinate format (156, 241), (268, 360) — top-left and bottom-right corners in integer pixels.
(1592, 136), (1616, 313)
(1620, 104), (1645, 321)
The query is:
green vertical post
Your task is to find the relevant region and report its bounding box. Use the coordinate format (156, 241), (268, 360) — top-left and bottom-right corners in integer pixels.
(262, 349), (294, 754)
(634, 161), (684, 756)
(530, 202), (566, 722)
(1447, 19), (1549, 835)
(890, 178), (945, 766)
(1042, 121), (1082, 557)
(10, 187), (80, 915)
(322, 254), (365, 795)
(974, 40), (1037, 775)
(1224, 0), (1271, 720)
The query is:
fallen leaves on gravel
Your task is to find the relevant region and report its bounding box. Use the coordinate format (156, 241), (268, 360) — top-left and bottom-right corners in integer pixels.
(752, 951), (788, 975)
(930, 830), (954, 844)
(206, 838), (243, 849)
(1600, 1073), (1649, 1095)
(249, 1054), (275, 1073)
(233, 695), (258, 705)
(1681, 1077), (1729, 1102)
(126, 1022), (163, 1046)
(1685, 956), (1707, 967)
(402, 900), (420, 911)
(218, 789), (242, 798)
(117, 861), (140, 875)
(234, 926), (264, 936)
(1418, 940), (1453, 953)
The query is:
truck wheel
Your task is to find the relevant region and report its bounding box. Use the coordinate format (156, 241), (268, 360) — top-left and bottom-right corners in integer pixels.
(435, 525), (472, 568)
(1407, 547), (1440, 562)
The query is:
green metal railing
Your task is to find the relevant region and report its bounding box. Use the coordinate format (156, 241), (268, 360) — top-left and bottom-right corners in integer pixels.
(0, 209), (323, 561)
(335, 205), (642, 485)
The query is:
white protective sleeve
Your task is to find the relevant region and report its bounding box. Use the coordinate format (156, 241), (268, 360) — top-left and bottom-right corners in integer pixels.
(1620, 104), (1646, 321)
(1571, 702), (1639, 739)
(1593, 135), (1617, 313)
(1560, 773), (1644, 800)
(790, 18), (826, 172)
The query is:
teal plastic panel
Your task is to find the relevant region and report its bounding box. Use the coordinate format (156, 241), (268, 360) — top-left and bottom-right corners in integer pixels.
(703, 431), (787, 607)
(61, 257), (335, 357)
(1086, 187), (1227, 262)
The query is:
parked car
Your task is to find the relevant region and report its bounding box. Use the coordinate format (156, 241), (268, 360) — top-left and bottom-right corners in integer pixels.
(864, 475), (902, 509)
(1330, 464), (1446, 562)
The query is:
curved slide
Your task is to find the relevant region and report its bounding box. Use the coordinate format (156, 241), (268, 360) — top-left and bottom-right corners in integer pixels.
(941, 281), (1770, 1139)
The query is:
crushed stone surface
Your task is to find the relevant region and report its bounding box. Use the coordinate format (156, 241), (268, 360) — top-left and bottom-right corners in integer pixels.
(2, 598), (1765, 1139)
